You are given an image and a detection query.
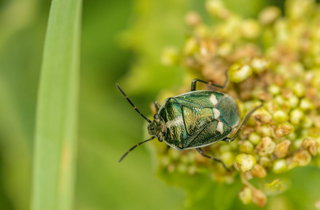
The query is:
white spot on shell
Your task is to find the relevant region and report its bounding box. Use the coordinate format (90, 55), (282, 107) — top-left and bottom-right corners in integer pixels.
(216, 121), (224, 134)
(209, 94), (218, 105)
(166, 115), (184, 128)
(194, 108), (201, 112)
(213, 108), (220, 119)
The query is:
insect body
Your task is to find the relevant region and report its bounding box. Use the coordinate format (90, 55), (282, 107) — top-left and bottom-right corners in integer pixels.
(117, 71), (262, 170)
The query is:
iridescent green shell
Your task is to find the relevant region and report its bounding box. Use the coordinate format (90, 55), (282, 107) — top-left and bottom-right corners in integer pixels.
(158, 91), (240, 150)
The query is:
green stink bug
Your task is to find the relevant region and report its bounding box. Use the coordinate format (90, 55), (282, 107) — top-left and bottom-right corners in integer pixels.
(117, 71), (262, 171)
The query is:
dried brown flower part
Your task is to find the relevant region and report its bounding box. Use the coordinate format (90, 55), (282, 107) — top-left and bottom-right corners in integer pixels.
(251, 164), (267, 178)
(275, 123), (294, 137)
(302, 139), (318, 156)
(274, 140), (291, 158)
(255, 137), (276, 156)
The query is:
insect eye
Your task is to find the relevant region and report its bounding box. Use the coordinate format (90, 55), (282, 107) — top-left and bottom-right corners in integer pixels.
(154, 114), (159, 119)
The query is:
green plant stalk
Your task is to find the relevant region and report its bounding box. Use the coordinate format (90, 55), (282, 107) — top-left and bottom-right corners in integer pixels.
(31, 0), (82, 209)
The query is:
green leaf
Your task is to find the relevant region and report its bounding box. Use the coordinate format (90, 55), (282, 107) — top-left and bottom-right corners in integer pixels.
(31, 0), (82, 209)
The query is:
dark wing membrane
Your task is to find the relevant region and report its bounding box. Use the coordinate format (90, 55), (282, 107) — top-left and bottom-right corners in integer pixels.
(185, 120), (232, 149)
(174, 91), (224, 108)
(216, 95), (240, 127)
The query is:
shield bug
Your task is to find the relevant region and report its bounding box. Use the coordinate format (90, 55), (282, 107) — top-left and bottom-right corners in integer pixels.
(117, 71), (262, 171)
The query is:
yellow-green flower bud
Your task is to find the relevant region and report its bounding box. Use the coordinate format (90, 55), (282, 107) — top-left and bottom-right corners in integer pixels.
(235, 154), (256, 172)
(302, 116), (313, 128)
(239, 187), (252, 205)
(286, 0), (314, 20)
(292, 83), (305, 97)
(259, 6), (281, 25)
(253, 109), (273, 124)
(268, 84), (281, 95)
(274, 140), (291, 158)
(220, 151), (235, 168)
(272, 159), (288, 174)
(188, 165), (197, 175)
(177, 163), (188, 173)
(240, 19), (261, 39)
(185, 11), (202, 27)
(239, 141), (254, 153)
(161, 156), (170, 166)
(255, 137), (276, 156)
(205, 0), (230, 19)
(251, 57), (270, 73)
(259, 156), (271, 168)
(273, 110), (289, 123)
(288, 95), (299, 108)
(251, 164), (267, 178)
(275, 122), (294, 137)
(228, 62), (253, 83)
(299, 98), (314, 110)
(161, 46), (179, 66)
(290, 108), (304, 125)
(249, 132), (261, 145)
(183, 37), (198, 55)
(257, 125), (272, 137)
(274, 95), (285, 105)
(217, 42), (232, 57)
(302, 139), (318, 156)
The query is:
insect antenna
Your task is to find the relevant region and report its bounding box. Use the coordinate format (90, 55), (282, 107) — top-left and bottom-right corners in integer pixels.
(116, 84), (151, 123)
(119, 137), (155, 162)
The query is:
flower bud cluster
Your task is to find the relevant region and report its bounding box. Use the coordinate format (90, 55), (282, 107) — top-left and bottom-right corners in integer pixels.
(157, 0), (320, 206)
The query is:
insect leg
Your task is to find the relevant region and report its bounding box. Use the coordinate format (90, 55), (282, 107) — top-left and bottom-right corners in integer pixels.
(154, 101), (161, 112)
(222, 104), (263, 143)
(191, 69), (229, 91)
(196, 148), (230, 171)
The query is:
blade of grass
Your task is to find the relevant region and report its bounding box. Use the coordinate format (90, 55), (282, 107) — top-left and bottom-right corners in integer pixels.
(31, 0), (82, 209)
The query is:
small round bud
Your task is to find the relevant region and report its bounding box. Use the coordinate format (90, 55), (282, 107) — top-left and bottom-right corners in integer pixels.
(259, 156), (272, 168)
(272, 159), (288, 174)
(273, 110), (289, 123)
(235, 154), (256, 172)
(220, 151), (235, 168)
(161, 46), (179, 66)
(259, 6), (281, 25)
(268, 84), (281, 95)
(300, 98), (314, 110)
(228, 62), (253, 83)
(239, 187), (252, 205)
(205, 0), (230, 19)
(251, 57), (270, 73)
(239, 141), (254, 153)
(185, 11), (202, 27)
(249, 132), (261, 145)
(240, 19), (261, 39)
(290, 108), (304, 125)
(292, 83), (305, 97)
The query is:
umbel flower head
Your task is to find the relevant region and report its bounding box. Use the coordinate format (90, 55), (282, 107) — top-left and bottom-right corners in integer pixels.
(155, 0), (320, 207)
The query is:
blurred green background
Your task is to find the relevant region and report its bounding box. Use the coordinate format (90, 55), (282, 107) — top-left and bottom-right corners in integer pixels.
(1, 0), (320, 210)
